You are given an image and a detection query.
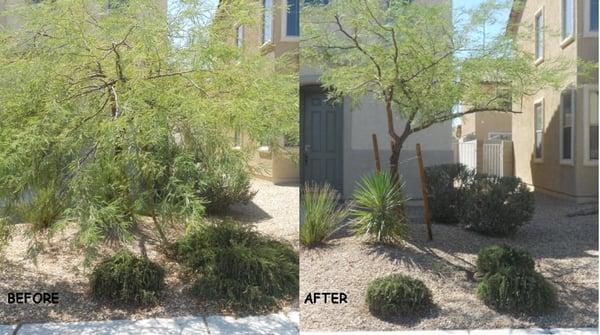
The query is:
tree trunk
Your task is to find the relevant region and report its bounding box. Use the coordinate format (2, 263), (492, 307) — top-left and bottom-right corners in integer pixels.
(389, 138), (402, 182)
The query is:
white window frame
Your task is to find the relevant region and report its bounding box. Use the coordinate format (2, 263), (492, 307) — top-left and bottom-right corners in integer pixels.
(559, 88), (576, 165)
(262, 0), (273, 46)
(236, 25), (244, 48)
(560, 0), (575, 47)
(281, 0), (300, 42)
(583, 84), (599, 166)
(534, 7), (544, 65)
(584, 0), (599, 37)
(534, 97), (544, 163)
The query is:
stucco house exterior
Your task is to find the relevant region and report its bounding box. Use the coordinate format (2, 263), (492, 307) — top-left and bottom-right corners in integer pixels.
(300, 0), (454, 199)
(507, 0), (598, 202)
(223, 0), (300, 184)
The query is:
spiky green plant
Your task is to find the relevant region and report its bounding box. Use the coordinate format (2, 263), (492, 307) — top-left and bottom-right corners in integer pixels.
(300, 183), (350, 247)
(351, 172), (408, 243)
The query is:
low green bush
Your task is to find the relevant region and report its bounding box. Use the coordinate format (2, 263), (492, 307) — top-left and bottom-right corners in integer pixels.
(351, 172), (408, 244)
(174, 220), (298, 312)
(460, 175), (534, 236)
(300, 183), (349, 247)
(90, 250), (165, 305)
(476, 245), (535, 277)
(475, 245), (555, 315)
(425, 163), (473, 224)
(476, 268), (555, 315)
(366, 274), (432, 318)
(197, 150), (255, 214)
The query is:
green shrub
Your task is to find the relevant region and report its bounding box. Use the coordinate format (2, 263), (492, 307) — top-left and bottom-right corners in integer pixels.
(174, 220), (298, 312)
(90, 250), (165, 305)
(476, 268), (555, 315)
(300, 183), (349, 247)
(197, 150), (255, 214)
(425, 163), (473, 224)
(475, 245), (555, 315)
(476, 245), (535, 277)
(366, 274), (432, 318)
(351, 172), (408, 244)
(460, 175), (534, 236)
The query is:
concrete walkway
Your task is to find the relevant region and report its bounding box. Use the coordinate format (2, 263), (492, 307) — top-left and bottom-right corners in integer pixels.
(0, 311), (299, 335)
(303, 329), (598, 335)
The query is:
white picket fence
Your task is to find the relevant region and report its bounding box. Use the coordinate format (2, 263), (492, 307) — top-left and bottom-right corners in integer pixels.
(457, 139), (513, 176)
(458, 139), (477, 172)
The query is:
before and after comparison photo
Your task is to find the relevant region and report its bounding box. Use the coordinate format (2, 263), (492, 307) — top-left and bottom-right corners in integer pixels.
(0, 0), (598, 334)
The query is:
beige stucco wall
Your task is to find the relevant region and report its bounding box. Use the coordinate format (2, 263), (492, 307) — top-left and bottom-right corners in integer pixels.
(236, 0), (300, 184)
(511, 0), (598, 201)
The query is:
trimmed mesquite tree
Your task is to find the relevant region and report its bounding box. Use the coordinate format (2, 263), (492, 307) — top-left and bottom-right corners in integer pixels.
(301, 0), (570, 181)
(0, 0), (297, 262)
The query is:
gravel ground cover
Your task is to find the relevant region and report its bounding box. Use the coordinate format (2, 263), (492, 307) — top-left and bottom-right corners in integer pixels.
(0, 179), (299, 325)
(300, 193), (598, 331)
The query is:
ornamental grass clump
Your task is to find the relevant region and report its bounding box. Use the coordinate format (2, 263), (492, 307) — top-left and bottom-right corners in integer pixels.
(351, 172), (408, 244)
(90, 250), (165, 305)
(475, 245), (555, 315)
(366, 274), (433, 318)
(300, 183), (349, 247)
(174, 220), (298, 312)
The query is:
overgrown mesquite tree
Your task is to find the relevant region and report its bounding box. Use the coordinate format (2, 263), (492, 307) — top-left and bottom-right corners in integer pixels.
(301, 0), (571, 180)
(0, 0), (298, 262)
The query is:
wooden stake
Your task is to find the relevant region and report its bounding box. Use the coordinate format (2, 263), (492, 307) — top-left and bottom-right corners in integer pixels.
(372, 134), (382, 172)
(416, 143), (433, 241)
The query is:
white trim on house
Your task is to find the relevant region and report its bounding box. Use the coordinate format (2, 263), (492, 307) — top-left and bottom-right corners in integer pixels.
(560, 0), (575, 48)
(584, 0), (599, 37)
(583, 84), (599, 166)
(534, 6), (545, 65)
(262, 0), (274, 46)
(559, 88), (576, 165)
(281, 0), (300, 42)
(534, 97), (544, 163)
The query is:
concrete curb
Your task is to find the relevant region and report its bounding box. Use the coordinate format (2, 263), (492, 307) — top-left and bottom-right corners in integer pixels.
(301, 328), (599, 335)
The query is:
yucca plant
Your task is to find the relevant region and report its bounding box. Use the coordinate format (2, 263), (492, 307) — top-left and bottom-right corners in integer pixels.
(300, 183), (349, 247)
(352, 172), (408, 243)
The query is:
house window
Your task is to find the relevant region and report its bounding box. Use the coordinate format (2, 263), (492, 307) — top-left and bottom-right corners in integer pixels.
(262, 0), (273, 44)
(286, 0), (300, 37)
(585, 0), (599, 34)
(236, 25), (244, 48)
(562, 0), (574, 41)
(535, 9), (544, 62)
(560, 89), (575, 163)
(534, 100), (544, 161)
(584, 86), (599, 165)
(591, 0), (599, 32)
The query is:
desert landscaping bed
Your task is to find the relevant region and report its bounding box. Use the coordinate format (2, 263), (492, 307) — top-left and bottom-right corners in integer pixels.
(300, 193), (598, 331)
(0, 179), (299, 325)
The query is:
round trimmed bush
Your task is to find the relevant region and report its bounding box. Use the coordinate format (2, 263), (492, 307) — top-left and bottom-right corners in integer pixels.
(460, 175), (534, 236)
(174, 220), (298, 312)
(90, 250), (165, 305)
(366, 274), (432, 318)
(476, 267), (555, 315)
(425, 163), (474, 224)
(476, 245), (535, 277)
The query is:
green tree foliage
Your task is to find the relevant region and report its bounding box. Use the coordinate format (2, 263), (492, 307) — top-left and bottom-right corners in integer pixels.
(301, 0), (574, 179)
(0, 0), (298, 261)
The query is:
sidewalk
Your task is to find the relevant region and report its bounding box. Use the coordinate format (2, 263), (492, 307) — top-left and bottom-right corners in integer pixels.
(0, 311), (299, 335)
(303, 329), (598, 335)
